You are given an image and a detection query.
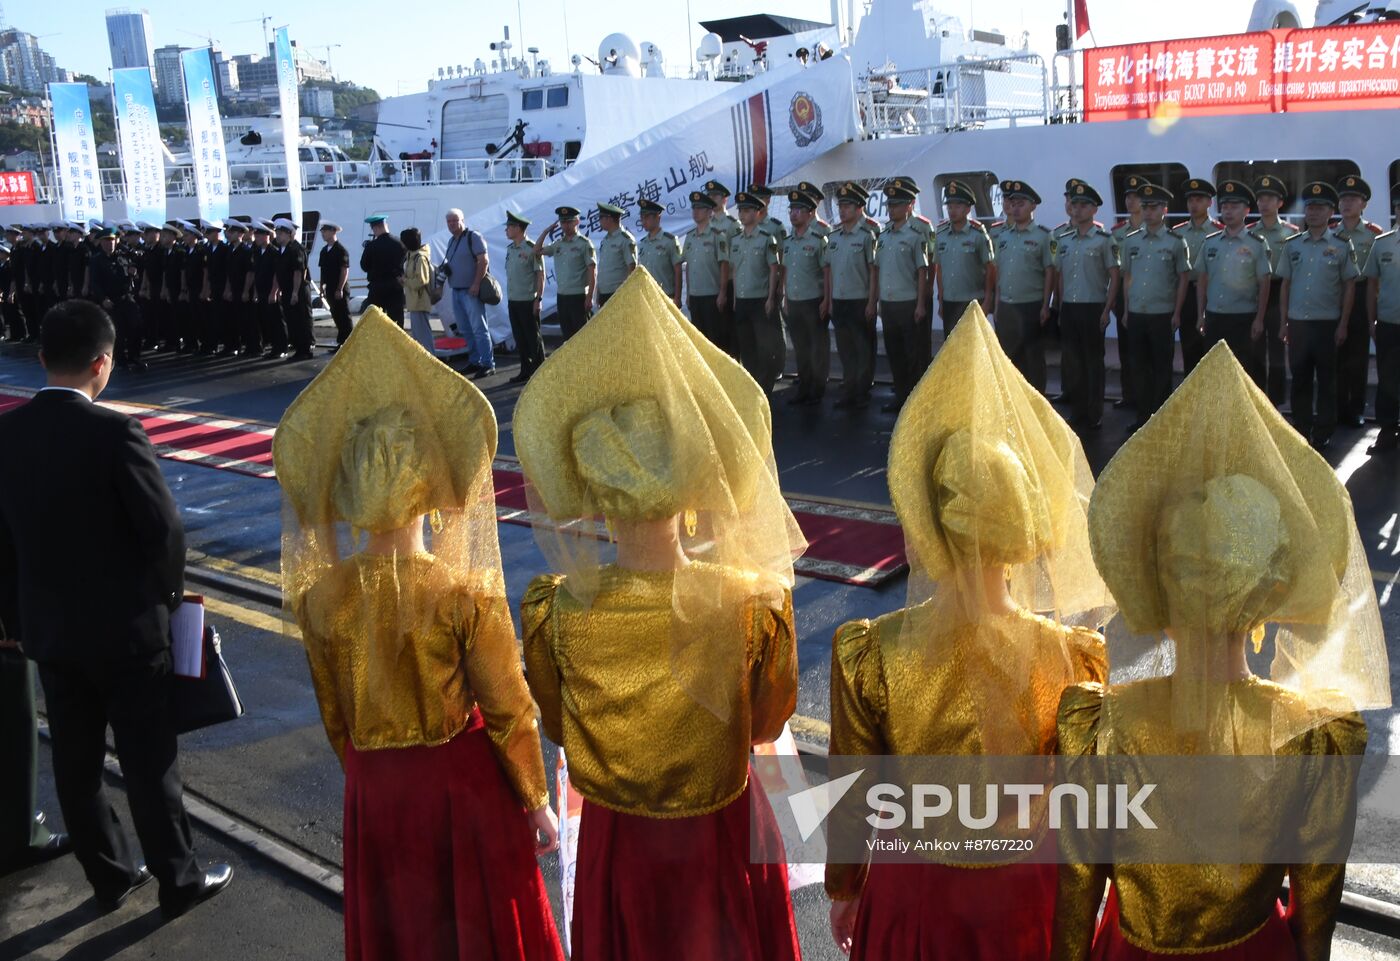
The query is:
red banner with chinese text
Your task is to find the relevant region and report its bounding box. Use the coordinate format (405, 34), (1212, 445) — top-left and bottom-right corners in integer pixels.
(0, 171), (36, 206)
(1084, 22), (1400, 122)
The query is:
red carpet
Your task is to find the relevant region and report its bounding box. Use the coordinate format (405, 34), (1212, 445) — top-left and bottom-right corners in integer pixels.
(0, 388), (906, 587)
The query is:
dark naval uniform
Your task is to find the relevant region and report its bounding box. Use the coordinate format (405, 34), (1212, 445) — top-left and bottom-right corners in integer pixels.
(87, 244), (144, 367)
(360, 229), (406, 324)
(276, 237), (314, 358)
(224, 233), (256, 354)
(318, 236), (353, 345)
(252, 234), (287, 354)
(205, 236), (230, 353)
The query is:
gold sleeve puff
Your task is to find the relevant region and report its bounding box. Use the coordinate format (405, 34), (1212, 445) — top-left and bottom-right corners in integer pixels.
(748, 587), (798, 745)
(1050, 682), (1110, 961)
(521, 573), (567, 747)
(825, 618), (888, 902)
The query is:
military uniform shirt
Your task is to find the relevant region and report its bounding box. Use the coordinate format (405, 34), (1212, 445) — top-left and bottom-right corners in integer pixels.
(681, 224), (729, 297)
(782, 227), (828, 301)
(759, 216), (789, 253)
(827, 224), (876, 300)
(1172, 218), (1218, 276)
(539, 234), (596, 295)
(595, 228), (637, 295)
(318, 240), (349, 285)
(810, 220), (833, 239)
(1122, 225), (1190, 314)
(995, 222), (1054, 305)
(932, 221), (993, 302)
(505, 239), (542, 302)
(638, 230), (681, 297)
(1055, 227), (1117, 304)
(712, 211), (741, 245)
(909, 215), (935, 259)
(1250, 219), (1299, 273)
(1277, 231), (1359, 321)
(87, 250), (136, 301)
(1196, 229), (1271, 314)
(1362, 231), (1400, 324)
(875, 219), (928, 303)
(1332, 220), (1382, 272)
(730, 228), (779, 300)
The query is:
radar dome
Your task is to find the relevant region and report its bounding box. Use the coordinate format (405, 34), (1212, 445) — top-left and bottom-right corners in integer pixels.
(696, 32), (723, 62)
(599, 33), (641, 75)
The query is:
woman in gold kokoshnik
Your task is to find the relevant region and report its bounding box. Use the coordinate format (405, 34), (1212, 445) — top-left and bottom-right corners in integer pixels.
(824, 303), (1113, 959)
(1051, 343), (1391, 960)
(514, 270), (808, 961)
(275, 309), (564, 961)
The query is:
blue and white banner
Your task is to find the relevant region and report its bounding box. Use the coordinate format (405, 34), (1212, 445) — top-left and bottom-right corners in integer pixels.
(112, 67), (165, 225)
(180, 47), (229, 223)
(48, 82), (104, 224)
(274, 27), (303, 226)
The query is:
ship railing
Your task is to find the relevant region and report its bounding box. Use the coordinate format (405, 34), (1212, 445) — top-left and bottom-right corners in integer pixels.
(1050, 49), (1086, 124)
(859, 53), (1052, 137)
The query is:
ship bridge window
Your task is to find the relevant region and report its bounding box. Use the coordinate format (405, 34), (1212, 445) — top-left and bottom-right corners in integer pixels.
(523, 86), (570, 111)
(547, 86), (568, 108)
(1111, 163), (1190, 218)
(931, 172), (999, 220)
(523, 89), (543, 110)
(1213, 160), (1360, 220)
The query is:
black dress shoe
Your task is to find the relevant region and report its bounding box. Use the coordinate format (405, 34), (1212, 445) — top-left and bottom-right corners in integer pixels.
(289, 351), (314, 361)
(462, 363), (483, 376)
(1340, 415), (1365, 429)
(1368, 429), (1398, 454)
(785, 392), (810, 406)
(96, 864), (153, 912)
(1112, 398), (1130, 409)
(160, 863), (233, 920)
(1310, 433), (1332, 452)
(508, 371), (531, 384)
(471, 367), (496, 380)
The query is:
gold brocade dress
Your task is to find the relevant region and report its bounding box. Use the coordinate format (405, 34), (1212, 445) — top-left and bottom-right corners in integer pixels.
(827, 604), (1107, 961)
(1051, 678), (1367, 961)
(520, 562), (802, 961)
(297, 553), (563, 961)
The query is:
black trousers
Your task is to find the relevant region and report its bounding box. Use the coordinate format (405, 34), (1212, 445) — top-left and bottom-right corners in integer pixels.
(111, 299), (143, 365)
(258, 299), (288, 352)
(1376, 322), (1399, 429)
(941, 300), (972, 337)
(154, 299), (178, 347)
(37, 651), (202, 900)
(832, 298), (873, 402)
(1113, 288), (1137, 405)
(326, 291), (353, 345)
(1261, 279), (1288, 403)
(1179, 283), (1206, 376)
(1203, 311), (1263, 389)
(785, 298), (829, 400)
(19, 293), (42, 340)
(995, 301), (1046, 394)
(1129, 312), (1176, 422)
(880, 299), (930, 405)
(282, 295), (314, 352)
(1061, 302), (1106, 426)
(597, 291), (614, 308)
(1336, 300), (1370, 422)
(1, 300), (23, 341)
(364, 286), (404, 325)
(200, 299), (223, 352)
(175, 300), (200, 350)
(688, 294), (736, 359)
(555, 293), (591, 341)
(1288, 318), (1339, 438)
(734, 297), (784, 393)
(0, 649), (54, 864)
(508, 300), (546, 375)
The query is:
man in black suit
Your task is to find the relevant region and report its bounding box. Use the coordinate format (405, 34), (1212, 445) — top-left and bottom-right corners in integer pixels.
(0, 300), (232, 916)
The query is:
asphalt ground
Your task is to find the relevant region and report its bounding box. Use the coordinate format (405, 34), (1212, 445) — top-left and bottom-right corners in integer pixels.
(2, 316), (1399, 957)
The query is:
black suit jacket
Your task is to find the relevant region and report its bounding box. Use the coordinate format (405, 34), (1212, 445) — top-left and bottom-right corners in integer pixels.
(0, 390), (184, 664)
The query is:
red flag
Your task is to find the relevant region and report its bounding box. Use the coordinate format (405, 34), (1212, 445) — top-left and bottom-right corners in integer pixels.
(1074, 0), (1092, 38)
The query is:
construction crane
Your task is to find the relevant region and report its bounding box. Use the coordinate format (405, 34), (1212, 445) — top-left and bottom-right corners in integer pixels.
(314, 43), (342, 79)
(232, 14), (273, 53)
(178, 28), (222, 49)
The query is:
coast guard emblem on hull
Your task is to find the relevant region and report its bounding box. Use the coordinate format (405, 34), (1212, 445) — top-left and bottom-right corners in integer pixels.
(790, 92), (824, 148)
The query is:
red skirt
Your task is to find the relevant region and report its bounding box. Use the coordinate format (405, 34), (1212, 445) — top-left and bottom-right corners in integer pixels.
(851, 859), (1057, 960)
(342, 709), (565, 961)
(569, 770), (801, 961)
(1091, 888), (1295, 959)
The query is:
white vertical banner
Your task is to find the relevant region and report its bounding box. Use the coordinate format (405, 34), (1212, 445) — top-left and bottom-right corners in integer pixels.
(111, 67), (165, 225)
(274, 26), (303, 225)
(48, 82), (104, 224)
(180, 47), (230, 223)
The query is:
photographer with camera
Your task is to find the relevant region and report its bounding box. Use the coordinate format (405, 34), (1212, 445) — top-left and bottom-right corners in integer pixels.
(442, 209), (494, 379)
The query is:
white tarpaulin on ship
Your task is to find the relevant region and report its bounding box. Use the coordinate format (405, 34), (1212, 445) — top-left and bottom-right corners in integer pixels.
(434, 55), (858, 342)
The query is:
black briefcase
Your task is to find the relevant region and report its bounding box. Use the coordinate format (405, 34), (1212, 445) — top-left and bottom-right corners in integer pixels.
(172, 625), (244, 734)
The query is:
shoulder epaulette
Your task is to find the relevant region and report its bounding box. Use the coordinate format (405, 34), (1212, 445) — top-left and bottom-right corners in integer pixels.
(1035, 223), (1051, 233)
(1283, 232), (1305, 243)
(1124, 225), (1146, 238)
(1367, 221), (1384, 235)
(914, 213), (932, 224)
(661, 231), (674, 239)
(1378, 229), (1398, 240)
(1170, 221), (1188, 231)
(1092, 226), (1110, 237)
(1206, 229), (1224, 239)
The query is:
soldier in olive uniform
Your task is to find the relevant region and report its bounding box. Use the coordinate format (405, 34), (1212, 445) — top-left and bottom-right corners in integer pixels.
(1332, 175), (1383, 428)
(1054, 182), (1119, 430)
(535, 206), (596, 341)
(1250, 175), (1299, 404)
(1121, 183), (1191, 429)
(593, 201), (636, 308)
(359, 214), (406, 324)
(1195, 180), (1271, 386)
(782, 186), (831, 406)
(748, 184), (788, 246)
(1172, 178), (1220, 376)
(990, 180), (1054, 394)
(637, 199), (682, 306)
(827, 182), (877, 409)
(876, 182), (930, 413)
(706, 180), (740, 349)
(1362, 183), (1400, 453)
(931, 179), (994, 336)
(1278, 181), (1359, 451)
(503, 210), (545, 382)
(1112, 175), (1149, 409)
(730, 192), (783, 393)
(884, 176), (935, 253)
(681, 191), (732, 355)
(794, 182), (833, 238)
(317, 221), (352, 348)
